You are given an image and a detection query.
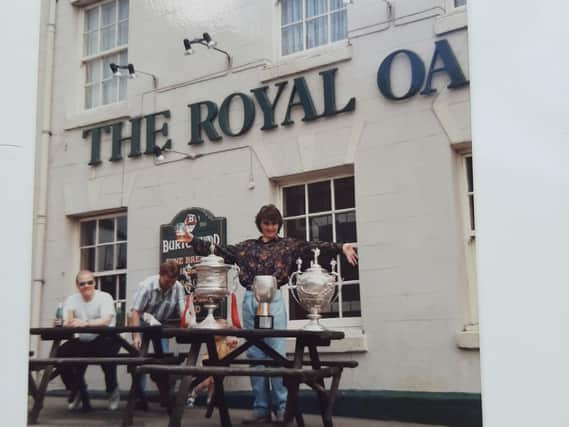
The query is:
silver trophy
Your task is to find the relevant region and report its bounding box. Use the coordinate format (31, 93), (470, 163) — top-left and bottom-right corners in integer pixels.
(252, 275), (277, 329)
(288, 248), (340, 331)
(191, 242), (239, 329)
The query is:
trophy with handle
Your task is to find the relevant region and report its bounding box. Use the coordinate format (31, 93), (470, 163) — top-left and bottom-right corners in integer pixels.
(252, 275), (277, 329)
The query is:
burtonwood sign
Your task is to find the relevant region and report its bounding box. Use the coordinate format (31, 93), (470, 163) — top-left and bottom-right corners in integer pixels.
(83, 39), (467, 166)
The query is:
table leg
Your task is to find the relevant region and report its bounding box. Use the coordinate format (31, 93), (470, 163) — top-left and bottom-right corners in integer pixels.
(122, 338), (150, 427)
(28, 339), (60, 425)
(323, 369), (342, 425)
(212, 376), (231, 427)
(307, 344), (332, 426)
(169, 342), (201, 427)
(283, 339), (305, 426)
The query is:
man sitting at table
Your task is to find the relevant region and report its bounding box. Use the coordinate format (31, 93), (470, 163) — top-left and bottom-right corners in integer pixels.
(56, 270), (121, 411)
(128, 260), (185, 409)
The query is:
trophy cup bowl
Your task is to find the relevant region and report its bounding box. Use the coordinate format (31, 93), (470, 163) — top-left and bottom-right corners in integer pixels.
(288, 249), (339, 331)
(191, 242), (239, 329)
(252, 275), (277, 329)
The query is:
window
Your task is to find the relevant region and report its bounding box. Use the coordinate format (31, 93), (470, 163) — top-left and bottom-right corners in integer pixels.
(454, 0), (467, 7)
(80, 213), (127, 324)
(460, 153), (478, 331)
(282, 176), (361, 326)
(281, 0), (347, 56)
(83, 0), (129, 109)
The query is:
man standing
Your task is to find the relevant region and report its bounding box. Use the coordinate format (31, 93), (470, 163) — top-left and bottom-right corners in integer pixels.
(128, 260), (185, 407)
(56, 270), (120, 411)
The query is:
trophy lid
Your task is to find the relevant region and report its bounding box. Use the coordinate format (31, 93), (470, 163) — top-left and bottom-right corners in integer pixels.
(194, 242), (230, 269)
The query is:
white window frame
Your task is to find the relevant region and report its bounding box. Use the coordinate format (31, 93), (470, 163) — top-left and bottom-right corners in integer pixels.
(81, 0), (129, 110)
(457, 151), (478, 331)
(79, 212), (128, 322)
(279, 0), (348, 58)
(279, 174), (362, 330)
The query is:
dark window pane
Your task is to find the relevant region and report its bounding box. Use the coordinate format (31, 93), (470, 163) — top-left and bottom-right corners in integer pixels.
(469, 195), (475, 231)
(466, 156), (473, 192)
(116, 243), (127, 269)
(284, 218), (306, 240)
(288, 294), (308, 320)
(334, 177), (355, 209)
(100, 275), (116, 298)
(341, 284), (361, 317)
(118, 274), (126, 299)
(80, 247), (95, 271)
(308, 181), (331, 213)
(117, 216), (127, 241)
(283, 185), (305, 217)
(309, 214), (333, 242)
(335, 211), (357, 243)
(321, 286), (339, 318)
(99, 218), (115, 243)
(81, 221), (96, 246)
(97, 245), (114, 271)
(340, 254), (359, 281)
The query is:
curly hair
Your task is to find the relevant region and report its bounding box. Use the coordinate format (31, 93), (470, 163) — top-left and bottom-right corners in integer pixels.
(255, 204), (283, 233)
(159, 260), (180, 278)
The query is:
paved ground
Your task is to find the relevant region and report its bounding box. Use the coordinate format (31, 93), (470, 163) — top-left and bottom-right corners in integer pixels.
(30, 396), (443, 426)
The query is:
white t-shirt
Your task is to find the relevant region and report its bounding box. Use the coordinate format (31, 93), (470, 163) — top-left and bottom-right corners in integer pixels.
(63, 290), (116, 341)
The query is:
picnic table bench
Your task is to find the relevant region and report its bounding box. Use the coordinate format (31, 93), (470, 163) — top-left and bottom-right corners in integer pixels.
(133, 328), (358, 427)
(28, 325), (182, 424)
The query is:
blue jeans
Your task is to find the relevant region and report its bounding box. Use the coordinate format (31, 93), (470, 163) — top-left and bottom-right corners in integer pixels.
(242, 289), (288, 416)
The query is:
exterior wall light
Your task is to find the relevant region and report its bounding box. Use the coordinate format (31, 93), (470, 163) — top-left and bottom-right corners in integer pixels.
(182, 32), (232, 67)
(109, 63), (158, 88)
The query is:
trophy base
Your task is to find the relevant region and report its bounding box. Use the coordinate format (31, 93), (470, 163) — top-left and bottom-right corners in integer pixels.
(197, 303), (224, 329)
(303, 313), (327, 331)
(254, 315), (274, 329)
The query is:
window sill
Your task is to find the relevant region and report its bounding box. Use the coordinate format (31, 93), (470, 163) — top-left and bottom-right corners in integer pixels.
(456, 328), (479, 350)
(70, 0), (102, 7)
(64, 102), (130, 130)
(285, 328), (367, 354)
(261, 42), (353, 83)
(434, 8), (468, 35)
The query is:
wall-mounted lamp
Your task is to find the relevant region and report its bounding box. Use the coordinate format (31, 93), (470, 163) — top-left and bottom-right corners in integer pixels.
(109, 63), (159, 89)
(182, 32), (232, 67)
(153, 141), (201, 163)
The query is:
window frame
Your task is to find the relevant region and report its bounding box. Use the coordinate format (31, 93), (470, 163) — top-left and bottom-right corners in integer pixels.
(79, 211), (128, 323)
(81, 0), (129, 111)
(279, 174), (362, 330)
(279, 0), (348, 58)
(457, 151), (478, 332)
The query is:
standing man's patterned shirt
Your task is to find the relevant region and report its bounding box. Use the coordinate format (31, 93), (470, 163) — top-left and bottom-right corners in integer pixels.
(191, 236), (343, 289)
(129, 275), (185, 322)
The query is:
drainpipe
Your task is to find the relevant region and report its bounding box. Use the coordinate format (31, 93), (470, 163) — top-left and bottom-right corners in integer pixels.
(30, 0), (56, 356)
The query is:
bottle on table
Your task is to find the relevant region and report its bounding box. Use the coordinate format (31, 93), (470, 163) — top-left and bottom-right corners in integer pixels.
(115, 301), (123, 326)
(55, 302), (64, 327)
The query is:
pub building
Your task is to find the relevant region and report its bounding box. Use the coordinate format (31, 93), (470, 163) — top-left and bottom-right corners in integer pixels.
(31, 0), (479, 424)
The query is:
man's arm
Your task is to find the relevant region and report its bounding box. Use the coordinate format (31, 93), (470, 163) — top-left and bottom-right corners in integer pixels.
(128, 309), (142, 350)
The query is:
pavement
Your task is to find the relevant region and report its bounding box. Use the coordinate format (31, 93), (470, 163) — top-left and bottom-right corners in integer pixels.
(30, 396), (444, 427)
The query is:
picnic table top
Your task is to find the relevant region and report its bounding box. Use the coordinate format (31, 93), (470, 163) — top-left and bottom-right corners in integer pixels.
(29, 326), (344, 340)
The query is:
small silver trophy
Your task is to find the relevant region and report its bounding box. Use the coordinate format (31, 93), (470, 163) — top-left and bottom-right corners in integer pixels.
(252, 275), (277, 329)
(288, 248), (340, 331)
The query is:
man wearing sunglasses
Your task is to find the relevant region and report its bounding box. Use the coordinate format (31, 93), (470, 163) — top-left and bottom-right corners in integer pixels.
(55, 270), (121, 412)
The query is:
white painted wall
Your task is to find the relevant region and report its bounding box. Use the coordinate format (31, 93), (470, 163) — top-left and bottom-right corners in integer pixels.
(469, 1), (569, 426)
(0, 2), (41, 424)
(39, 0), (479, 393)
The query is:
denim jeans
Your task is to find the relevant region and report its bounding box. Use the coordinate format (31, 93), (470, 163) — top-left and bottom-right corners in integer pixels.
(242, 289), (288, 416)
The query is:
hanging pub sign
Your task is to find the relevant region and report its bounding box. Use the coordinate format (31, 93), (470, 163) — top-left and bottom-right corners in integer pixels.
(160, 207), (228, 319)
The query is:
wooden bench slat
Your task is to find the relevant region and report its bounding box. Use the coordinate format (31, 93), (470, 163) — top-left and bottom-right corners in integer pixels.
(137, 365), (339, 380)
(204, 359), (358, 368)
(29, 356), (183, 367)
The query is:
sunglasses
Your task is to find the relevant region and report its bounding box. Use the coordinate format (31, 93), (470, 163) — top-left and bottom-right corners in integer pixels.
(78, 280), (95, 287)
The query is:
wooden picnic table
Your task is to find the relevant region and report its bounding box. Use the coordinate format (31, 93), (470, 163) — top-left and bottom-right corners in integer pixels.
(132, 327), (356, 427)
(28, 325), (181, 424)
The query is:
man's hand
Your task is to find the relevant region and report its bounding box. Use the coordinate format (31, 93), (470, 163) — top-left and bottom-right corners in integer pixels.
(69, 319), (88, 327)
(342, 243), (358, 266)
(132, 332), (142, 350)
